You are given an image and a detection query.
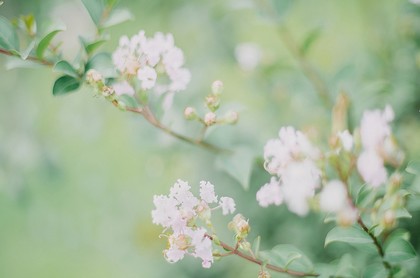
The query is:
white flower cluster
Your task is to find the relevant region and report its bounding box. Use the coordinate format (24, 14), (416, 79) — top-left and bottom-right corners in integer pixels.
(152, 180), (236, 268)
(112, 31), (191, 94)
(257, 127), (321, 216)
(357, 105), (395, 187)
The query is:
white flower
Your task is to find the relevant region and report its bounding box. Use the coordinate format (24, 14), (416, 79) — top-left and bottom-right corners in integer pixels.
(360, 105), (393, 150)
(112, 81), (135, 96)
(319, 180), (348, 213)
(357, 150), (387, 187)
(256, 177), (282, 207)
(137, 66), (157, 90)
(151, 195), (180, 229)
(234, 42), (262, 71)
(167, 67), (191, 92)
(338, 130), (353, 152)
(219, 197), (236, 215)
(200, 181), (218, 204)
(204, 112), (217, 126)
(163, 47), (185, 70)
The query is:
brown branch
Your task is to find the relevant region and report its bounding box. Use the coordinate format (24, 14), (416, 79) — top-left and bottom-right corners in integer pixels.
(206, 234), (319, 277)
(0, 48), (53, 66)
(125, 106), (232, 154)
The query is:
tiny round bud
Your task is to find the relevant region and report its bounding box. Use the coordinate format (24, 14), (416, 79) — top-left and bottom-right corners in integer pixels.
(184, 107), (197, 120)
(204, 112), (217, 126)
(258, 270), (271, 278)
(337, 207), (358, 227)
(225, 111), (238, 124)
(382, 210), (396, 229)
(211, 80), (223, 95)
(86, 69), (103, 84)
(102, 86), (115, 97)
(228, 214), (250, 239)
(205, 95), (220, 111)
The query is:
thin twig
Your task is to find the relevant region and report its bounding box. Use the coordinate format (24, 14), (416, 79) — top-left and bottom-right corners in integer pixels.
(0, 48), (53, 66)
(206, 234), (319, 277)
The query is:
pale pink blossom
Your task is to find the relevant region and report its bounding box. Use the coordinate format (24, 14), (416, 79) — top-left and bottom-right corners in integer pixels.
(219, 197), (236, 215)
(256, 177), (282, 207)
(319, 180), (348, 213)
(112, 81), (135, 96)
(357, 150), (387, 187)
(199, 181), (218, 204)
(338, 130), (353, 152)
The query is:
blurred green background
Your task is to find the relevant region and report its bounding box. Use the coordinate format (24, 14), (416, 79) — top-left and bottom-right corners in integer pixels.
(1, 0), (420, 277)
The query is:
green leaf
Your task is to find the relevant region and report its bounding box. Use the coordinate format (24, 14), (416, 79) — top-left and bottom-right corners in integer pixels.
(325, 226), (373, 247)
(5, 56), (44, 70)
(394, 208), (412, 219)
(259, 244), (314, 273)
(384, 238), (416, 263)
(406, 160), (420, 175)
(52, 75), (81, 96)
(118, 94), (139, 109)
(334, 254), (358, 277)
(271, 0), (294, 20)
(300, 27), (322, 55)
(84, 39), (108, 55)
(215, 146), (255, 190)
(101, 9), (133, 28)
(356, 183), (376, 207)
(252, 236), (261, 257)
(0, 16), (19, 50)
(20, 40), (36, 60)
(85, 52), (116, 78)
(364, 263), (387, 278)
(36, 28), (64, 59)
(82, 0), (105, 26)
(53, 60), (79, 78)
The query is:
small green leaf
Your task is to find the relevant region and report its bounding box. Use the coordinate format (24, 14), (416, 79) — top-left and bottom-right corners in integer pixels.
(394, 208), (412, 219)
(216, 146), (255, 190)
(0, 16), (19, 50)
(334, 254), (358, 277)
(300, 27), (322, 55)
(252, 236), (261, 256)
(364, 263), (387, 278)
(85, 52), (116, 78)
(406, 160), (420, 175)
(20, 40), (36, 60)
(82, 0), (105, 26)
(52, 75), (81, 96)
(259, 244), (314, 273)
(53, 60), (79, 78)
(384, 238), (416, 263)
(6, 56), (44, 70)
(356, 183), (376, 207)
(271, 0), (294, 20)
(325, 226), (373, 247)
(118, 94), (139, 109)
(36, 28), (64, 58)
(85, 39), (108, 55)
(101, 9), (133, 28)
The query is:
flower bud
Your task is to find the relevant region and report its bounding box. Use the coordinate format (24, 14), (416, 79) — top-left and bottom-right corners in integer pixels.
(228, 214), (250, 239)
(381, 210), (396, 229)
(184, 107), (197, 120)
(196, 200), (211, 221)
(86, 69), (103, 84)
(258, 270), (271, 278)
(337, 207), (358, 227)
(204, 112), (217, 126)
(205, 95), (220, 111)
(224, 111), (238, 124)
(211, 80), (223, 95)
(102, 86), (115, 97)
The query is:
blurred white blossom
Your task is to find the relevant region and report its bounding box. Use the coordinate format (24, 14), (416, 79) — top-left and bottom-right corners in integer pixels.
(235, 43), (262, 71)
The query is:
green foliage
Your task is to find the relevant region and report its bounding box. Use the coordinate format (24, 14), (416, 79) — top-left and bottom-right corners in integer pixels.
(259, 244), (314, 273)
(81, 0), (106, 26)
(20, 41), (36, 60)
(80, 37), (108, 55)
(325, 226), (373, 246)
(118, 94), (139, 109)
(101, 9), (133, 29)
(406, 161), (420, 176)
(85, 52), (116, 78)
(53, 61), (79, 78)
(384, 232), (417, 263)
(0, 16), (19, 51)
(300, 27), (322, 56)
(52, 75), (81, 96)
(36, 28), (64, 59)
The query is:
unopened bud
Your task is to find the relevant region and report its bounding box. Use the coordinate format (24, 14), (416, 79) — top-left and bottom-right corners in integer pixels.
(381, 210), (396, 229)
(228, 214), (250, 239)
(196, 200), (211, 220)
(205, 95), (220, 111)
(184, 107), (197, 120)
(86, 69), (103, 84)
(388, 173), (402, 195)
(258, 270), (271, 278)
(211, 80), (223, 95)
(225, 111), (239, 124)
(337, 207), (358, 227)
(102, 86), (115, 97)
(204, 112), (217, 126)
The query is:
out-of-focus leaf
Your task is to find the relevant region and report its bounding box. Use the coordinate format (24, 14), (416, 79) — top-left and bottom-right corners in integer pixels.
(83, 39), (108, 55)
(384, 238), (416, 263)
(20, 14), (37, 35)
(364, 263), (387, 278)
(52, 75), (81, 96)
(101, 9), (133, 28)
(253, 236), (261, 256)
(356, 183), (376, 207)
(395, 208), (412, 219)
(334, 254), (358, 277)
(118, 94), (139, 109)
(81, 0), (105, 26)
(216, 146), (255, 190)
(20, 40), (36, 60)
(271, 0), (294, 19)
(5, 56), (44, 70)
(36, 28), (64, 58)
(259, 244), (314, 273)
(0, 16), (19, 51)
(53, 60), (79, 78)
(325, 226), (373, 246)
(406, 160), (420, 175)
(85, 52), (116, 78)
(300, 27), (322, 55)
